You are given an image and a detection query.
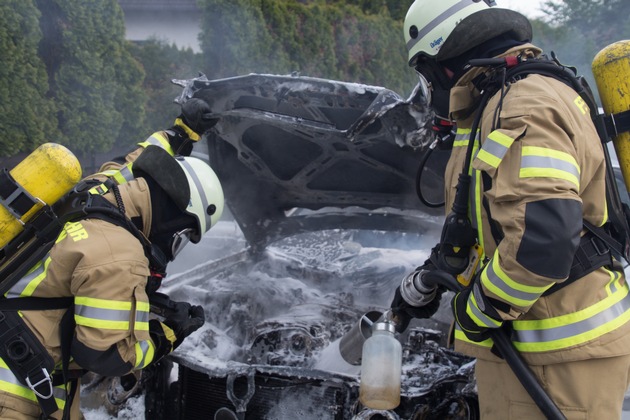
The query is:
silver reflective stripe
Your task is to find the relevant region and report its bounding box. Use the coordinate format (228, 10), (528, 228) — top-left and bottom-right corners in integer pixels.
(179, 159), (211, 227)
(53, 386), (66, 402)
(0, 364), (66, 404)
(469, 298), (500, 328)
(143, 134), (168, 148)
(482, 257), (542, 304)
(0, 364), (21, 386)
(75, 305), (130, 322)
(521, 155), (580, 179)
(135, 308), (150, 324)
(118, 164), (134, 183)
(136, 340), (151, 368)
(6, 254), (50, 298)
(406, 0), (473, 52)
(470, 164), (480, 232)
(514, 292), (630, 344)
(482, 138), (510, 160)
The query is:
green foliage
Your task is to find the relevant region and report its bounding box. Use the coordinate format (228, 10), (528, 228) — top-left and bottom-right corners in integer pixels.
(5, 0), (628, 159)
(128, 40), (203, 136)
(197, 0), (417, 96)
(0, 0), (58, 156)
(198, 0), (278, 77)
(37, 0), (146, 156)
(533, 0), (630, 101)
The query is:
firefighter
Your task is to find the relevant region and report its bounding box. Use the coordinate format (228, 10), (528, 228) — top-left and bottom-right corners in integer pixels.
(392, 1), (630, 418)
(0, 104), (224, 419)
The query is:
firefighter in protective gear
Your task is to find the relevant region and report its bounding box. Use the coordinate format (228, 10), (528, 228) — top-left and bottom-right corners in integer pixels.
(0, 143), (224, 418)
(402, 1), (630, 418)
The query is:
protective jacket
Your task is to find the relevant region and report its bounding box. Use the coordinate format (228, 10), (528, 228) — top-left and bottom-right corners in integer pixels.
(447, 44), (630, 365)
(0, 174), (158, 418)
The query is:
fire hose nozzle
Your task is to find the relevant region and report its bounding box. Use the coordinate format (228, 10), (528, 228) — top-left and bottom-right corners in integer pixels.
(399, 269), (437, 308)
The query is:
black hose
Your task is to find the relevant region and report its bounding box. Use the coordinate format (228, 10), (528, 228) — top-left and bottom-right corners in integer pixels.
(489, 330), (566, 420)
(415, 146), (444, 208)
(424, 271), (567, 420)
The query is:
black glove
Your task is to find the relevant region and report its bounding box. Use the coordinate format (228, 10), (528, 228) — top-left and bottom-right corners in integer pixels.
(179, 98), (217, 137)
(168, 98), (218, 155)
(390, 264), (446, 333)
(148, 301), (205, 363)
(451, 282), (502, 343)
(162, 301), (205, 349)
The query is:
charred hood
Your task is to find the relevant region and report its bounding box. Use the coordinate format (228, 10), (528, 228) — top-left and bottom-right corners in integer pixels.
(175, 74), (446, 249)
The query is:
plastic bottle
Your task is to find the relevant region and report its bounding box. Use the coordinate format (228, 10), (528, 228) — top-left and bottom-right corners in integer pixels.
(358, 319), (402, 410)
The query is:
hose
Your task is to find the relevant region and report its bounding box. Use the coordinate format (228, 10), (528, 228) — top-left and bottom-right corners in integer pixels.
(421, 271), (567, 420)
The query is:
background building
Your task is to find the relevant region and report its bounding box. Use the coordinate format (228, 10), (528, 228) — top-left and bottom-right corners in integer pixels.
(117, 0), (202, 52)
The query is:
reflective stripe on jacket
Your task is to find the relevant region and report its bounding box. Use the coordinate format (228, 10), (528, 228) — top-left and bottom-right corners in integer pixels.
(94, 131), (174, 184)
(446, 44), (630, 365)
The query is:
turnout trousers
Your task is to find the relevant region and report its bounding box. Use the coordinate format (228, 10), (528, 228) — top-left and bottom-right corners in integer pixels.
(475, 354), (630, 419)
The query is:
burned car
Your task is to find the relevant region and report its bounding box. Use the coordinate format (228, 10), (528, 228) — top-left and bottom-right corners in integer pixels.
(98, 74), (479, 419)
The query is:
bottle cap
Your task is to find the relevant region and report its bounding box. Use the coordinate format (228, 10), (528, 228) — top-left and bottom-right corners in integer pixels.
(373, 321), (396, 334)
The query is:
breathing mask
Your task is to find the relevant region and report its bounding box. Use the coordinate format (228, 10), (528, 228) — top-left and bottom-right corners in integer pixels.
(414, 59), (454, 120)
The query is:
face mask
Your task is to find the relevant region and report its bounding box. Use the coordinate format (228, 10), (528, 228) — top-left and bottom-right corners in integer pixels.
(170, 227), (194, 259)
(414, 60), (455, 120)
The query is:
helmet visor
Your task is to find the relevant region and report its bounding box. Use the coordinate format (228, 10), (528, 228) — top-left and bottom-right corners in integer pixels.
(415, 71), (432, 108)
(171, 227), (194, 259)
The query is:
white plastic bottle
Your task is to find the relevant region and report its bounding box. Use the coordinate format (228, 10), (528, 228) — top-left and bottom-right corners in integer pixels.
(358, 319), (402, 410)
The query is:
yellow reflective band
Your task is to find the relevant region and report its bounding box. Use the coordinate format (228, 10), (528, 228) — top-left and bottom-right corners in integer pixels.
(174, 118), (201, 141)
(109, 164), (134, 185)
(512, 282), (630, 352)
(453, 327), (493, 347)
(471, 165), (485, 253)
(162, 322), (177, 345)
(138, 132), (176, 155)
(481, 251), (551, 308)
(20, 256), (52, 297)
(74, 315), (130, 330)
(520, 146), (580, 188)
(454, 128), (472, 148)
(476, 130), (515, 168)
(75, 296), (133, 330)
(75, 296), (132, 310)
(88, 183), (109, 196)
(134, 301), (151, 332)
(134, 340), (155, 369)
(0, 361), (66, 408)
(605, 267), (623, 296)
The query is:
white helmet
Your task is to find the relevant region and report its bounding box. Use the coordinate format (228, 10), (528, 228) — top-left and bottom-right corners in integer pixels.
(175, 155), (224, 243)
(404, 0), (532, 66)
(133, 145), (224, 244)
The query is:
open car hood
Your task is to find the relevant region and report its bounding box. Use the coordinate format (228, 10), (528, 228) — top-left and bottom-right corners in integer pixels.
(174, 74), (448, 249)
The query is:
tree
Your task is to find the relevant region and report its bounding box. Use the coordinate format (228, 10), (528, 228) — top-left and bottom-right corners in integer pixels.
(36, 0), (146, 157)
(197, 0), (416, 96)
(128, 40), (203, 135)
(0, 0), (58, 157)
(538, 0), (630, 85)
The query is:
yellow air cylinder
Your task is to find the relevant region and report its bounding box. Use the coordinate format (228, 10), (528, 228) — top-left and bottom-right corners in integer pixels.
(0, 143), (82, 248)
(592, 40), (630, 193)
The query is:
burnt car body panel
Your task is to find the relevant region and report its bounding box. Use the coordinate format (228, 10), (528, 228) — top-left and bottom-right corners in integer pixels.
(142, 74), (477, 420)
(175, 73), (447, 249)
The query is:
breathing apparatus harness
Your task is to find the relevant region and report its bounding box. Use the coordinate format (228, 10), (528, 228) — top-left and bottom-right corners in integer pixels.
(0, 178), (168, 419)
(429, 52), (630, 291)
